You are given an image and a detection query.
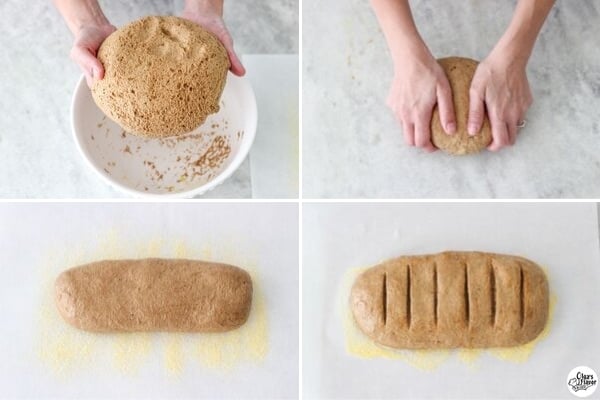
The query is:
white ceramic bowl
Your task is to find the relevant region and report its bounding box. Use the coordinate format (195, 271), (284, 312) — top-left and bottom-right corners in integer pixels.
(71, 72), (257, 198)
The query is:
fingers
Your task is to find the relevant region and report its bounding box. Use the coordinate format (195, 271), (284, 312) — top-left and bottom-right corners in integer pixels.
(402, 121), (415, 147)
(414, 119), (436, 152)
(396, 109), (435, 151)
(70, 45), (104, 88)
(392, 103), (436, 152)
(507, 122), (518, 146)
(467, 85), (485, 136)
(487, 115), (510, 152)
(436, 81), (456, 135)
(507, 115), (519, 146)
(218, 31), (246, 76)
(226, 45), (246, 77)
(414, 106), (436, 152)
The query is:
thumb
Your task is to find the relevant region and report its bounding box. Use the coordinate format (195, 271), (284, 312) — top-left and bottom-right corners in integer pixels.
(226, 45), (246, 77)
(436, 81), (456, 135)
(71, 46), (105, 83)
(467, 85), (485, 136)
(219, 33), (245, 76)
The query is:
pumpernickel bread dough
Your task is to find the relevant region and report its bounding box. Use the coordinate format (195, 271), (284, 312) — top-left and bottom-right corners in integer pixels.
(431, 57), (492, 155)
(55, 258), (252, 332)
(350, 251), (548, 349)
(91, 16), (230, 138)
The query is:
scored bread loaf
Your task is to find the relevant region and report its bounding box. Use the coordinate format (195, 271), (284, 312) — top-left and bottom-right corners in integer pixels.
(55, 258), (252, 332)
(430, 57), (492, 155)
(350, 251), (548, 349)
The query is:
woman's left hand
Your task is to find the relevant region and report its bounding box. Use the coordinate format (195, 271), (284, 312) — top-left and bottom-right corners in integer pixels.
(467, 48), (533, 152)
(182, 2), (245, 76)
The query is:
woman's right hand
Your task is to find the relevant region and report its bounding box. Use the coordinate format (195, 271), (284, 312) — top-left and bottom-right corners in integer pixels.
(70, 23), (116, 87)
(386, 50), (456, 152)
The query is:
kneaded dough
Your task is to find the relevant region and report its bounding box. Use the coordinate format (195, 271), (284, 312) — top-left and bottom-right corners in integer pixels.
(431, 57), (492, 155)
(55, 258), (252, 332)
(92, 16), (230, 138)
(350, 251), (548, 349)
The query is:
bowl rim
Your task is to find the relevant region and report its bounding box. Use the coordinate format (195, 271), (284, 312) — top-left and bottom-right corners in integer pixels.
(70, 73), (257, 199)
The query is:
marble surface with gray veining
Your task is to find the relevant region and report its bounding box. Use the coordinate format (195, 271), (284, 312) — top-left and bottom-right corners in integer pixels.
(0, 0), (297, 198)
(303, 0), (600, 198)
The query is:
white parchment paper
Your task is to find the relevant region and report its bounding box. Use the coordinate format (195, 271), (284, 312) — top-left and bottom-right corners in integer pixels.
(0, 202), (298, 399)
(303, 203), (600, 399)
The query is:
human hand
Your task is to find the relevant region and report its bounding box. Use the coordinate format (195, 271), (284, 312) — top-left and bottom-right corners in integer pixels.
(71, 24), (116, 88)
(182, 3), (245, 76)
(468, 50), (532, 152)
(387, 51), (456, 152)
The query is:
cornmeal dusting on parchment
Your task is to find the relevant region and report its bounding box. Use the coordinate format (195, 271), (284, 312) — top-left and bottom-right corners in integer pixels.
(342, 266), (555, 371)
(112, 333), (152, 374)
(164, 334), (184, 376)
(488, 294), (556, 364)
(195, 276), (268, 370)
(36, 230), (268, 378)
(341, 268), (449, 370)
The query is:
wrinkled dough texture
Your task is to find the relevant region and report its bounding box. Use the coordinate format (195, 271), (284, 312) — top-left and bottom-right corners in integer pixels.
(55, 258), (252, 332)
(431, 57), (492, 155)
(92, 16), (230, 138)
(350, 251), (548, 349)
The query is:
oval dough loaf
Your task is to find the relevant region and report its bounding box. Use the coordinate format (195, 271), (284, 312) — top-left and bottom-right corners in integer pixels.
(55, 258), (252, 332)
(91, 16), (230, 138)
(431, 57), (492, 155)
(350, 251), (548, 349)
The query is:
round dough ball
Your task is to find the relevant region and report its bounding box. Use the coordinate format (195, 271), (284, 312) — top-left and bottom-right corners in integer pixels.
(431, 57), (492, 155)
(91, 16), (230, 138)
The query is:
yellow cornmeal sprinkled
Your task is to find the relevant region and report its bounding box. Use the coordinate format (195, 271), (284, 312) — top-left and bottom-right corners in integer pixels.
(37, 250), (97, 377)
(200, 243), (213, 260)
(140, 238), (166, 258)
(341, 268), (449, 370)
(195, 271), (269, 371)
(112, 333), (152, 374)
(342, 266), (555, 370)
(457, 348), (482, 369)
(162, 240), (268, 375)
(489, 294), (556, 363)
(173, 240), (189, 258)
(36, 230), (269, 377)
(164, 334), (185, 376)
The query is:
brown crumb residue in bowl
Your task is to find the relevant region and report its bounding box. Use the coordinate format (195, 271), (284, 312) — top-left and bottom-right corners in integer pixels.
(91, 116), (243, 194)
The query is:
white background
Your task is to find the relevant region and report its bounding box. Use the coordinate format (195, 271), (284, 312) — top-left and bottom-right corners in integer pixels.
(303, 203), (600, 399)
(0, 202), (299, 399)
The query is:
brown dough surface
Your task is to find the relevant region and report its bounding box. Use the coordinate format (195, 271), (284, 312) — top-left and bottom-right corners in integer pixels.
(92, 16), (229, 138)
(431, 57), (492, 155)
(55, 258), (252, 332)
(350, 251), (548, 349)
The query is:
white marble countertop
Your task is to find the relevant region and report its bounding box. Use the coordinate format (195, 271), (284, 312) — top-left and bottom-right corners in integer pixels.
(303, 0), (600, 198)
(0, 0), (297, 198)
